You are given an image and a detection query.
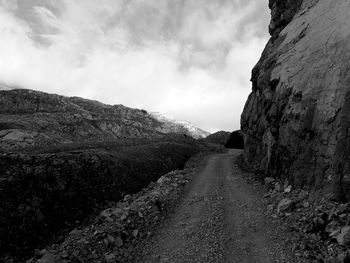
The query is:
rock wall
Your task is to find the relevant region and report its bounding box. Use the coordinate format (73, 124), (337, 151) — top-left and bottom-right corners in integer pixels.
(241, 0), (350, 200)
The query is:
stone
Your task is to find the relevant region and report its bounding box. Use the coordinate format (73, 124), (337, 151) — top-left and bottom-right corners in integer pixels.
(277, 198), (293, 213)
(39, 253), (55, 263)
(330, 229), (341, 239)
(336, 251), (350, 263)
(274, 183), (281, 192)
(104, 253), (116, 263)
(267, 204), (274, 211)
(61, 251), (69, 259)
(2, 130), (32, 141)
(115, 237), (123, 247)
(303, 202), (310, 208)
(132, 229), (139, 238)
(264, 177), (275, 185)
(38, 249), (48, 256)
(325, 221), (340, 234)
(69, 229), (81, 235)
(123, 194), (132, 203)
(284, 185), (292, 193)
(104, 235), (116, 248)
(336, 226), (350, 246)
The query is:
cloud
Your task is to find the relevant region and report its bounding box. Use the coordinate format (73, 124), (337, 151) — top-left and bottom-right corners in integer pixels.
(0, 0), (269, 132)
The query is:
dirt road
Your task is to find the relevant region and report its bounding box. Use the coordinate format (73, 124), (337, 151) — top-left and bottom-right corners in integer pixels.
(133, 150), (303, 263)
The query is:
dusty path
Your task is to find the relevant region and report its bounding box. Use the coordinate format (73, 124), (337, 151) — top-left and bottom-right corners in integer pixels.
(133, 150), (303, 263)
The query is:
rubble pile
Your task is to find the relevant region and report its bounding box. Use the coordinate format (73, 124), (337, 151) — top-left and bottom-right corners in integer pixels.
(262, 177), (350, 262)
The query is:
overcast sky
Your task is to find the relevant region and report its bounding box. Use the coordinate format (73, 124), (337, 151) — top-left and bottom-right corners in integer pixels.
(0, 0), (270, 132)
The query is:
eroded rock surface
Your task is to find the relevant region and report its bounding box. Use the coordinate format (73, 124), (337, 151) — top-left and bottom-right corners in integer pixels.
(241, 0), (350, 200)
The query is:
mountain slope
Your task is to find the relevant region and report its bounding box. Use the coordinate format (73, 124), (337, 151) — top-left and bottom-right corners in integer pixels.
(0, 89), (209, 151)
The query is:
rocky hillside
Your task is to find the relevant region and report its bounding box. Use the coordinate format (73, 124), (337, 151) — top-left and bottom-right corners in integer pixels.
(0, 89), (209, 151)
(241, 0), (350, 200)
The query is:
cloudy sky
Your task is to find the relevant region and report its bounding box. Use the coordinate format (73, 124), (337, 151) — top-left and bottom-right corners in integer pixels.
(0, 0), (270, 132)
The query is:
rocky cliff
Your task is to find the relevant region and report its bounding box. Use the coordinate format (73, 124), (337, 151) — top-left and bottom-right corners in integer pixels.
(0, 89), (209, 151)
(241, 0), (350, 200)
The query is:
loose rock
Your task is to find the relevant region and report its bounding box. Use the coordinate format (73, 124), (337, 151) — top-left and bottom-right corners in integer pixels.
(277, 198), (293, 213)
(264, 177), (275, 186)
(104, 253), (116, 263)
(336, 226), (350, 246)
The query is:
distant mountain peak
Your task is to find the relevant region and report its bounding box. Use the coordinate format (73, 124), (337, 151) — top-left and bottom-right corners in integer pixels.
(149, 112), (210, 139)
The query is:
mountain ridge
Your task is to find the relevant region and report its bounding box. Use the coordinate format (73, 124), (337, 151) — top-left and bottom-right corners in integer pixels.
(0, 88), (210, 151)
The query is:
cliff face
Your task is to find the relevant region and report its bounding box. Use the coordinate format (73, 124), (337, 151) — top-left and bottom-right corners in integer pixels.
(241, 0), (350, 200)
(0, 89), (208, 150)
